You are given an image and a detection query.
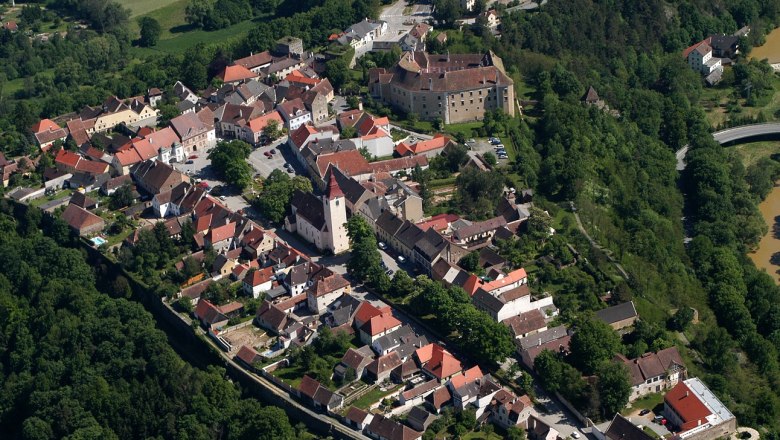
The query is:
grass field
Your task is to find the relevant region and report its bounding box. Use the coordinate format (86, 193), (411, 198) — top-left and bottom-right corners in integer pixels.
(732, 141), (780, 167)
(701, 73), (780, 128)
(120, 0), (182, 17)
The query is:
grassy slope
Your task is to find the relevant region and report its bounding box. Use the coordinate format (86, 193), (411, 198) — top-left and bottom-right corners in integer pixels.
(732, 141), (780, 167)
(701, 73), (780, 128)
(120, 0), (183, 18)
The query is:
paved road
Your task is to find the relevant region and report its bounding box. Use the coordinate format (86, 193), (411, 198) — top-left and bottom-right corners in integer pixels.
(378, 0), (433, 42)
(676, 122), (780, 171)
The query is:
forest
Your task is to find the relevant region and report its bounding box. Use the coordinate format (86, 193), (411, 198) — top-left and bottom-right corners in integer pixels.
(0, 201), (297, 439)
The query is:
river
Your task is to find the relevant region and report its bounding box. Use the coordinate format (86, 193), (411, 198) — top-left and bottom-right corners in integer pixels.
(750, 27), (780, 64)
(749, 181), (780, 285)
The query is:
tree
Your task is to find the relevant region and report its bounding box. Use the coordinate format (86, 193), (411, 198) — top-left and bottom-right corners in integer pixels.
(527, 206), (553, 240)
(596, 362), (631, 417)
(569, 318), (622, 375)
(668, 307), (694, 332)
(506, 426), (527, 440)
(458, 251), (480, 273)
(253, 170), (311, 223)
(346, 216), (382, 283)
(341, 125), (357, 139)
(185, 0), (215, 28)
(109, 183), (134, 210)
(483, 151), (497, 167)
(262, 119), (282, 142)
(455, 167), (505, 220)
(208, 140), (253, 190)
(137, 17), (161, 47)
(325, 57), (350, 90)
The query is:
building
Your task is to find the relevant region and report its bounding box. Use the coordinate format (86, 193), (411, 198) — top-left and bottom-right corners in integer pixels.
(240, 111), (284, 145)
(217, 65), (259, 85)
(278, 98), (312, 131)
(169, 112), (216, 154)
(415, 343), (462, 382)
(305, 269), (351, 314)
(369, 51), (514, 124)
(595, 301), (638, 330)
(61, 204), (105, 236)
(614, 347), (687, 402)
(599, 413), (655, 440)
(132, 160), (189, 195)
(663, 378), (736, 440)
(336, 19), (388, 65)
(276, 36), (305, 57)
(286, 172), (350, 254)
(31, 119), (68, 150)
(682, 39), (723, 85)
(233, 51), (274, 74)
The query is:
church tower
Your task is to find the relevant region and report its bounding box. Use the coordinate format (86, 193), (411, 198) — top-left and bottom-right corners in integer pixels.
(323, 169), (349, 254)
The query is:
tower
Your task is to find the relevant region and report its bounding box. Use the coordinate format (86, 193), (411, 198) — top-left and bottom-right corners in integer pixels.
(323, 169), (348, 254)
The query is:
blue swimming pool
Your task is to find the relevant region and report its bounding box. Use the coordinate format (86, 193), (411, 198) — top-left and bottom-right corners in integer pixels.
(91, 237), (107, 246)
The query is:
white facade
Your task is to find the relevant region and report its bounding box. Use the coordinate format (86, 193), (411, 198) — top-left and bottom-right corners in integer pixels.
(307, 287), (347, 314)
(324, 191), (349, 254)
(284, 110), (312, 131)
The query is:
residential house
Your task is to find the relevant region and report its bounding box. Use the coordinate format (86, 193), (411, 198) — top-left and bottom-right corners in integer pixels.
(239, 111), (284, 145)
(233, 51), (274, 74)
(61, 204), (105, 236)
(599, 413), (655, 440)
(525, 415), (559, 440)
(306, 268), (350, 314)
(70, 191), (98, 210)
(426, 386), (453, 414)
(369, 51), (514, 123)
(132, 160), (189, 195)
(367, 352), (402, 383)
(400, 23), (432, 52)
(205, 222), (237, 252)
(31, 119), (68, 150)
(415, 343), (463, 383)
(113, 127), (182, 174)
(217, 65), (259, 85)
(395, 134), (453, 158)
(152, 182), (205, 218)
(345, 407), (374, 431)
(338, 110), (394, 157)
(595, 301), (638, 331)
(288, 123), (339, 164)
(615, 347), (687, 402)
(518, 326), (571, 370)
(243, 266), (276, 298)
(213, 103), (263, 139)
(366, 414), (422, 440)
(297, 375), (344, 412)
(358, 307), (402, 345)
(170, 112), (216, 154)
(278, 98), (312, 131)
(235, 345), (262, 371)
(335, 346), (375, 382)
(491, 389), (533, 430)
(663, 378), (736, 440)
(503, 309), (548, 339)
(193, 299), (232, 331)
(100, 174), (133, 196)
(336, 19), (389, 64)
(240, 225), (276, 259)
(406, 406), (436, 432)
(452, 216), (507, 248)
(682, 40), (723, 84)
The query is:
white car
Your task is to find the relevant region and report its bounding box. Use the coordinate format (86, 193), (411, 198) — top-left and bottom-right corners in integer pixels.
(571, 432), (581, 439)
(397, 255), (406, 264)
(378, 242), (387, 250)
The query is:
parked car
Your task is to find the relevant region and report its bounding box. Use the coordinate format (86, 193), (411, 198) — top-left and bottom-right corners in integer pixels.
(386, 269), (394, 276)
(397, 255), (406, 264)
(264, 151), (272, 158)
(378, 242), (387, 250)
(639, 409), (651, 416)
(571, 432), (581, 439)
(189, 154), (198, 159)
(490, 138), (501, 145)
(270, 149), (277, 154)
(185, 160), (194, 164)
(467, 138), (476, 144)
(219, 195), (226, 201)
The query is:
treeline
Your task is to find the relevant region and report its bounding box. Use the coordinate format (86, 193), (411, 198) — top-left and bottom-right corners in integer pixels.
(345, 216), (514, 365)
(0, 201), (296, 439)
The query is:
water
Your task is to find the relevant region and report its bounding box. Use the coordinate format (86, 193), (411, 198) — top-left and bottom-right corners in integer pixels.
(749, 181), (780, 285)
(750, 28), (780, 64)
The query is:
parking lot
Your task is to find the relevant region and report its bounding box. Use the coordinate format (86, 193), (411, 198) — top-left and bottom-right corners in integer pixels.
(467, 137), (511, 165)
(247, 136), (306, 178)
(170, 147), (250, 212)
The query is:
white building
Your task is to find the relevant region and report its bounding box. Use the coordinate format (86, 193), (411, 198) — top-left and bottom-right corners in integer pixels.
(285, 171), (350, 255)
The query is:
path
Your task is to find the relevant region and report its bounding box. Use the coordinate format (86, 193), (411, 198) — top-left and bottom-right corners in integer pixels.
(569, 201), (630, 280)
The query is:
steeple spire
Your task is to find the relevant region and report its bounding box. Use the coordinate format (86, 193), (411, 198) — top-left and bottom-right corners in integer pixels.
(325, 168), (344, 199)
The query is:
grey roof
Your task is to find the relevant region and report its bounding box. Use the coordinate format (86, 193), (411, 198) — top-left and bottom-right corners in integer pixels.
(290, 190), (325, 230)
(518, 325), (569, 351)
(413, 229), (449, 262)
(373, 325), (414, 354)
(265, 285), (288, 300)
(605, 414), (654, 440)
(376, 211), (404, 237)
(362, 196), (389, 221)
(595, 301), (637, 325)
(395, 221), (426, 251)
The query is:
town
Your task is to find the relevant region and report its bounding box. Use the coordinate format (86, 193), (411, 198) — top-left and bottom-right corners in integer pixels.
(0, 0), (774, 439)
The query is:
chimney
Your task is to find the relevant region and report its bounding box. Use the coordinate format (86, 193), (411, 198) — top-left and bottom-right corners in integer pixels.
(428, 78), (433, 90)
(685, 391), (689, 397)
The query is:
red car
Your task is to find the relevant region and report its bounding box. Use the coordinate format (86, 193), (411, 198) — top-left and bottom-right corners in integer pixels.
(264, 151), (272, 158)
(196, 181), (209, 189)
(189, 154), (198, 159)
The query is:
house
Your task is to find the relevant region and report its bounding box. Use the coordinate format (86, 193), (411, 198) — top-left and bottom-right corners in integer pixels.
(276, 36), (304, 57)
(170, 112), (216, 154)
(193, 299), (231, 331)
(205, 222), (237, 252)
(663, 378), (736, 440)
(519, 327), (571, 370)
(255, 301), (290, 334)
(213, 103), (264, 139)
(306, 269), (350, 314)
(278, 98), (312, 131)
(452, 216), (507, 247)
(400, 23), (432, 52)
(240, 226), (276, 259)
(61, 204), (105, 236)
(366, 414), (421, 440)
(335, 346), (375, 381)
(482, 9), (500, 27)
(178, 278), (211, 305)
(415, 343), (462, 382)
(599, 413), (655, 440)
(367, 352), (402, 383)
(595, 301), (638, 330)
(132, 160), (188, 195)
(615, 347), (687, 402)
(297, 375), (344, 412)
(395, 135), (452, 158)
(69, 191), (98, 210)
(345, 406), (374, 431)
(358, 307), (402, 345)
(337, 110), (394, 157)
(503, 309), (548, 339)
(336, 19), (389, 64)
(113, 128), (182, 174)
(412, 228), (465, 276)
(3, 21), (18, 32)
(709, 34), (740, 59)
(71, 95), (159, 134)
(233, 51), (274, 74)
(100, 174), (133, 196)
(473, 284), (553, 323)
(369, 51), (514, 123)
(152, 182), (206, 218)
(31, 119), (68, 150)
(682, 39), (723, 84)
(240, 111), (283, 145)
(235, 345), (262, 370)
(286, 172), (349, 254)
(425, 386), (453, 414)
(243, 266), (276, 298)
(217, 65), (259, 85)
(490, 390), (533, 430)
(525, 415), (559, 440)
(406, 406), (436, 432)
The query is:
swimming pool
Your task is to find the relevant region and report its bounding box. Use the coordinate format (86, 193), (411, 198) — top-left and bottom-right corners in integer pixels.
(91, 236), (107, 246)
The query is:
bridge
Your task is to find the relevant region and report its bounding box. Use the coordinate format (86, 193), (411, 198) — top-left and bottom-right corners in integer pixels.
(676, 122), (780, 170)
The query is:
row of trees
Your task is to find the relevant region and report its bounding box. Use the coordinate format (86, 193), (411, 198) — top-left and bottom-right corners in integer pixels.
(0, 201), (297, 439)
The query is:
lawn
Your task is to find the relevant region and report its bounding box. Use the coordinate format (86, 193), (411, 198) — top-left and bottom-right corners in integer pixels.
(461, 432), (504, 440)
(121, 0), (183, 18)
(624, 392), (664, 414)
(350, 382), (401, 410)
(444, 121), (483, 138)
(731, 141), (780, 167)
(271, 364), (307, 389)
(701, 73), (780, 128)
(131, 19), (257, 55)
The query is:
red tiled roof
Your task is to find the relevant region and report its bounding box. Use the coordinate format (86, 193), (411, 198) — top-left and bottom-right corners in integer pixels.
(395, 134), (450, 156)
(361, 311), (402, 337)
(665, 382), (711, 431)
(299, 375), (321, 399)
(61, 204), (104, 231)
(481, 268), (527, 292)
(449, 365), (483, 390)
(236, 345), (260, 365)
(75, 159), (109, 175)
(246, 266), (275, 287)
(416, 343), (462, 380)
(55, 149), (81, 168)
(32, 119), (61, 133)
(316, 150), (372, 178)
(248, 111), (283, 133)
(234, 51), (273, 69)
(355, 301), (383, 327)
(289, 124), (319, 149)
(207, 222), (236, 244)
(219, 65), (258, 83)
(286, 70), (321, 86)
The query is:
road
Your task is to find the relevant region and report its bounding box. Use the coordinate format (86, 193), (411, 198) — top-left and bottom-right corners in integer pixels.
(676, 122), (780, 171)
(378, 0), (433, 42)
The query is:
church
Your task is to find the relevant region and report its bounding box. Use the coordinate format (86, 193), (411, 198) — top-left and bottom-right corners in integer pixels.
(285, 168), (350, 254)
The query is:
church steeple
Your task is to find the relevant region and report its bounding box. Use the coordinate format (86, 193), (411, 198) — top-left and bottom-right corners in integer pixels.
(325, 169), (344, 200)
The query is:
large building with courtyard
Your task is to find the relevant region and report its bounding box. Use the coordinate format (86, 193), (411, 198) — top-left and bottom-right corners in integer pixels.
(368, 51), (515, 124)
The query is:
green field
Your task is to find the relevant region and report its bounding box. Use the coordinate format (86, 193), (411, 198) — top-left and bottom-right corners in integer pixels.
(120, 0), (183, 18)
(732, 141), (780, 167)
